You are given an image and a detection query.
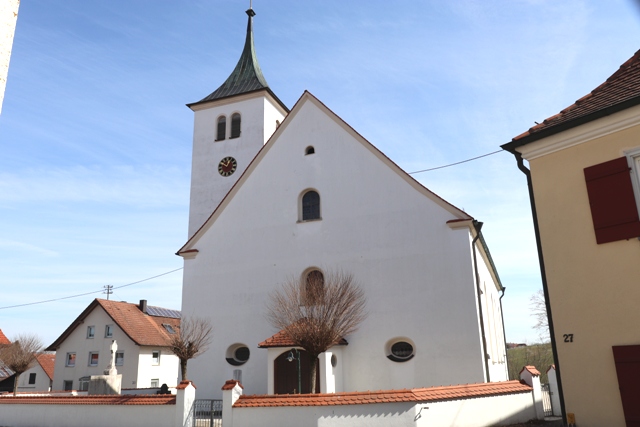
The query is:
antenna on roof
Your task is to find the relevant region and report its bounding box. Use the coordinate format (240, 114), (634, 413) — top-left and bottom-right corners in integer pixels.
(103, 285), (113, 300)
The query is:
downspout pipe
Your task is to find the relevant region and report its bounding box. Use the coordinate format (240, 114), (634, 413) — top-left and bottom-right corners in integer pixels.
(471, 220), (490, 382)
(499, 287), (508, 378)
(513, 152), (567, 425)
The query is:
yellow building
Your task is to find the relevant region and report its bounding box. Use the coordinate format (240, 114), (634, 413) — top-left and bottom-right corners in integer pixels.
(503, 50), (640, 427)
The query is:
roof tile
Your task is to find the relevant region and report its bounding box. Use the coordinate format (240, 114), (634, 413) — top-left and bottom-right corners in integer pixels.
(0, 395), (175, 405)
(0, 329), (10, 345)
(510, 49), (640, 143)
(233, 380), (532, 407)
(35, 354), (55, 380)
(258, 328), (348, 348)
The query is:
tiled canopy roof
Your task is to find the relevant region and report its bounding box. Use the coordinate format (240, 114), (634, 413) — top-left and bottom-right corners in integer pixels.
(46, 299), (180, 351)
(504, 49), (640, 148)
(0, 395), (175, 405)
(258, 328), (348, 348)
(0, 329), (10, 345)
(234, 380), (532, 407)
(188, 8), (287, 111)
(36, 354), (56, 381)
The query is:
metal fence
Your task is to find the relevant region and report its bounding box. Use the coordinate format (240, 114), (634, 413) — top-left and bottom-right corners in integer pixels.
(189, 399), (222, 427)
(541, 383), (553, 417)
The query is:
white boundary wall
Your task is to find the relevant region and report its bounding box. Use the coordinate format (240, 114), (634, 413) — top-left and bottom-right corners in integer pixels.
(0, 381), (195, 427)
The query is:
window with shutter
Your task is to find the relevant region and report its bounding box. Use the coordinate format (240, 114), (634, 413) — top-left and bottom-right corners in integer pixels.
(584, 157), (640, 244)
(216, 116), (226, 141)
(230, 113), (241, 138)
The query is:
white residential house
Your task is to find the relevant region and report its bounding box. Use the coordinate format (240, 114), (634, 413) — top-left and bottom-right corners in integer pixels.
(17, 353), (55, 392)
(178, 8), (508, 399)
(46, 299), (181, 391)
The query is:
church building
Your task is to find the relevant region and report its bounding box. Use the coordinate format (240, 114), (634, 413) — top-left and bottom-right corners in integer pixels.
(179, 8), (508, 399)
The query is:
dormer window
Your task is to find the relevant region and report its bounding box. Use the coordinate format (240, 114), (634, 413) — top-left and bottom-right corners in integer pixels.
(216, 116), (227, 141)
(230, 113), (241, 138)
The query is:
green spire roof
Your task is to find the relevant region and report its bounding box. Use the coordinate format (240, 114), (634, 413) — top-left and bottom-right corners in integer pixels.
(190, 8), (284, 107)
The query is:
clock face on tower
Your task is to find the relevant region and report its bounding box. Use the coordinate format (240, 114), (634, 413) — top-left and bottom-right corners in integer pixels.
(218, 156), (237, 177)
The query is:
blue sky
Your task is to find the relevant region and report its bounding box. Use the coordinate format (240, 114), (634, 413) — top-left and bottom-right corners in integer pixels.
(1, 0), (640, 347)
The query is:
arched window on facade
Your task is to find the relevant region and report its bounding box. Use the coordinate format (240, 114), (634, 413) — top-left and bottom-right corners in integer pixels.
(304, 269), (324, 305)
(301, 190), (320, 221)
(216, 116), (226, 141)
(230, 113), (241, 138)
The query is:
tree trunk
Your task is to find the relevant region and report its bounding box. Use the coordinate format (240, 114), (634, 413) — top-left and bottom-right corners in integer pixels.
(309, 353), (318, 394)
(12, 373), (20, 396)
(180, 359), (188, 381)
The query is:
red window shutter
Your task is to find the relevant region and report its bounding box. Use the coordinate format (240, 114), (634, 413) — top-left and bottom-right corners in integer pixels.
(584, 157), (640, 244)
(612, 345), (640, 425)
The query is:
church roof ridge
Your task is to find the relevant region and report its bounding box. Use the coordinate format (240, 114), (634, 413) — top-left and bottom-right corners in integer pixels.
(190, 8), (271, 106)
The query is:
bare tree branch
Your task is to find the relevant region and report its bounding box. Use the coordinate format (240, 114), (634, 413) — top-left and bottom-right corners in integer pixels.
(167, 317), (213, 381)
(267, 271), (367, 393)
(530, 289), (550, 343)
(0, 333), (43, 395)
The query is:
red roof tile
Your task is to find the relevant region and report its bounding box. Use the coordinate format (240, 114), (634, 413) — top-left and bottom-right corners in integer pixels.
(0, 394), (175, 405)
(176, 380), (196, 390)
(233, 380), (532, 407)
(46, 299), (180, 351)
(0, 329), (10, 345)
(520, 366), (541, 376)
(258, 328), (348, 348)
(222, 380), (244, 390)
(35, 354), (55, 381)
(507, 49), (640, 146)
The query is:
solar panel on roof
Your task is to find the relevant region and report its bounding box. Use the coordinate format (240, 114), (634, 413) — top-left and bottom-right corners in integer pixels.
(147, 305), (181, 319)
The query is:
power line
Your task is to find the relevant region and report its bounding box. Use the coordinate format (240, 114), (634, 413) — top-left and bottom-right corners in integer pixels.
(0, 268), (183, 310)
(408, 150), (503, 175)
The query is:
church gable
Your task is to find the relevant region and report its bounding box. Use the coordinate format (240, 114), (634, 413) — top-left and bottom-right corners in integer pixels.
(179, 91), (470, 254)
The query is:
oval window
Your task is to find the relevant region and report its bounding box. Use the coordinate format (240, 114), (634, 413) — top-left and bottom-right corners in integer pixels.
(226, 344), (250, 366)
(387, 341), (414, 362)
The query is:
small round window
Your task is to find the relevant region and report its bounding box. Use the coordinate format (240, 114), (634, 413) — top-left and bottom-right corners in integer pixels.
(387, 340), (415, 362)
(226, 344), (250, 366)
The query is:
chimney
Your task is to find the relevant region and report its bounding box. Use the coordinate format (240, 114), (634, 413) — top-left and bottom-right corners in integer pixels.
(139, 300), (148, 314)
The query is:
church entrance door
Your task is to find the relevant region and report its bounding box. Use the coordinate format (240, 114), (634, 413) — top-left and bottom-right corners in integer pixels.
(274, 349), (320, 394)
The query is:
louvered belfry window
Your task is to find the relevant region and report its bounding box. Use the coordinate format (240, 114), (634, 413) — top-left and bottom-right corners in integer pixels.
(302, 191), (320, 221)
(584, 157), (640, 244)
(230, 113), (241, 138)
(216, 116), (226, 141)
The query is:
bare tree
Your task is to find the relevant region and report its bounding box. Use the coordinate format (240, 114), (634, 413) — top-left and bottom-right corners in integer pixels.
(0, 334), (43, 396)
(267, 271), (367, 394)
(530, 289), (550, 342)
(167, 317), (213, 381)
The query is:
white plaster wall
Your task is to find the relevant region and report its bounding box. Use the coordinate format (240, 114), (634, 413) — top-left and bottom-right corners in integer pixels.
(136, 346), (179, 388)
(182, 97), (487, 398)
(188, 92), (286, 237)
(50, 308), (141, 390)
(17, 363), (51, 392)
(0, 403), (175, 427)
(473, 241), (509, 382)
(229, 393), (535, 427)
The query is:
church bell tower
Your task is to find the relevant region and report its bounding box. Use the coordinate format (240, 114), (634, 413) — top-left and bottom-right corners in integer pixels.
(186, 8), (289, 237)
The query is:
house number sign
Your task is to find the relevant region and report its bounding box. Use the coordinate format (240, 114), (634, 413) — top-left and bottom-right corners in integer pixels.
(563, 334), (574, 343)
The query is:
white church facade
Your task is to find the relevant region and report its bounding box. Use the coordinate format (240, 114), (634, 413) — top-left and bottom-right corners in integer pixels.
(179, 8), (508, 399)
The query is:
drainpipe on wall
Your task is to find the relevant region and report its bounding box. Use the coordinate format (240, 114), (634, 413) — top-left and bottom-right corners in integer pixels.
(513, 152), (567, 425)
(471, 220), (490, 383)
(499, 288), (508, 377)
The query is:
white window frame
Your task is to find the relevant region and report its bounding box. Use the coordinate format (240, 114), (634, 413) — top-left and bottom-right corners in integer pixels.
(115, 351), (124, 366)
(625, 147), (640, 216)
(86, 326), (95, 339)
(105, 324), (114, 338)
(150, 379), (159, 388)
(78, 376), (90, 391)
(88, 352), (99, 367)
(152, 350), (161, 365)
(65, 352), (76, 367)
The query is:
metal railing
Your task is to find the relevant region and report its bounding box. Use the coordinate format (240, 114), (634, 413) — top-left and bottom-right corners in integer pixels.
(188, 399), (222, 427)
